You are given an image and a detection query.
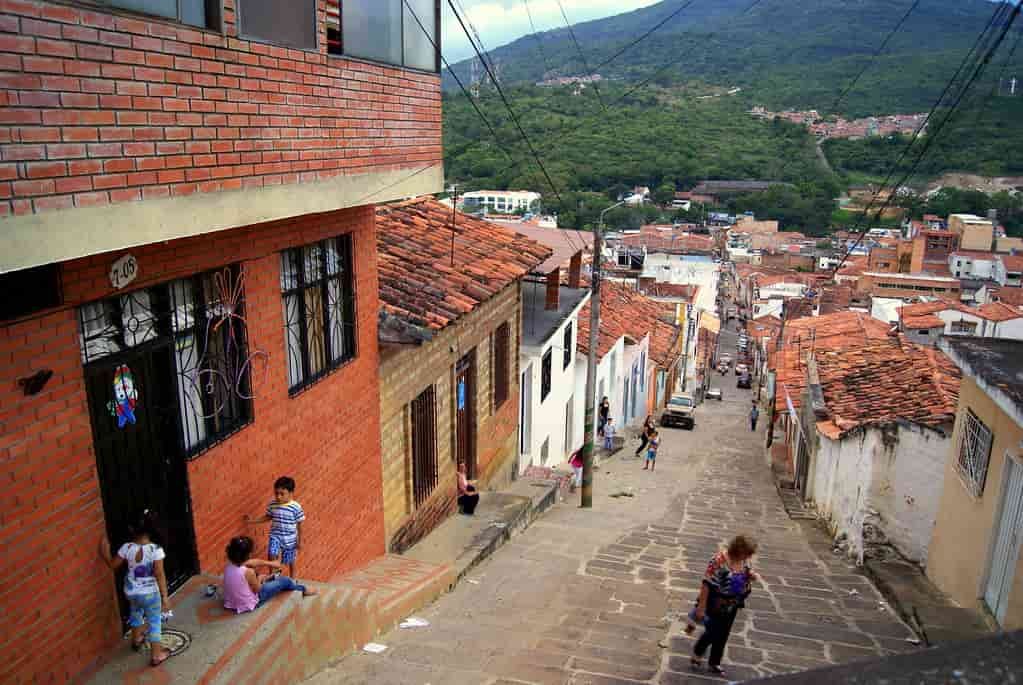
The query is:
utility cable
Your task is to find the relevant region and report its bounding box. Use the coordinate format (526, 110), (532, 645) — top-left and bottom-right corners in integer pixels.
(554, 0), (607, 111)
(593, 0), (700, 74)
(522, 0), (554, 79)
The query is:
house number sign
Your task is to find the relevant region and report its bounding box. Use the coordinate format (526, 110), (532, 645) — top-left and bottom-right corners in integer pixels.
(110, 254), (139, 290)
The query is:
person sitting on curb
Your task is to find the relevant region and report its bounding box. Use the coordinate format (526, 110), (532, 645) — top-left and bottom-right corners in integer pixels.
(457, 462), (480, 515)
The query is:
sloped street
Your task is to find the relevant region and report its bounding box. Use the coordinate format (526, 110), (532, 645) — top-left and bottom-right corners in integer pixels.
(306, 385), (918, 684)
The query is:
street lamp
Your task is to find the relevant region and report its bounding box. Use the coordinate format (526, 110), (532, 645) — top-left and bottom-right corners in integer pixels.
(581, 200), (626, 508)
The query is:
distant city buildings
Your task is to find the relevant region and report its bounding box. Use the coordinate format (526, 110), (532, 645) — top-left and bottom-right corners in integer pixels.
(750, 106), (928, 140)
(536, 74), (604, 87)
(460, 190), (542, 214)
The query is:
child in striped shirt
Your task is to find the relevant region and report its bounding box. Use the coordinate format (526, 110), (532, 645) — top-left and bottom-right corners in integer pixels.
(246, 476), (305, 578)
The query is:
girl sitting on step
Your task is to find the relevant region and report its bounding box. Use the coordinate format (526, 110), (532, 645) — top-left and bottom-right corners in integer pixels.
(222, 535), (317, 614)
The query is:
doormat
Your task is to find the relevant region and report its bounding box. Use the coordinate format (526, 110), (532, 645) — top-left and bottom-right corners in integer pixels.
(129, 628), (192, 657)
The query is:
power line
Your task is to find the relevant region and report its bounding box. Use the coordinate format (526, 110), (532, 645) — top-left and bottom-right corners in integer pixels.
(447, 0), (566, 207)
(593, 0), (700, 74)
(522, 0), (554, 79)
(554, 0), (607, 111)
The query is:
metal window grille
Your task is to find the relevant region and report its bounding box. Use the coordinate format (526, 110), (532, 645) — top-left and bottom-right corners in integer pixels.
(493, 322), (510, 408)
(77, 266), (253, 458)
(280, 235), (357, 395)
(410, 385), (438, 508)
(563, 322), (573, 370)
(956, 409), (994, 497)
(540, 348), (552, 402)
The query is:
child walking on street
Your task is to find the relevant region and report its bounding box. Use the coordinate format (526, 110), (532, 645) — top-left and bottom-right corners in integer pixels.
(603, 417), (616, 451)
(569, 448), (584, 492)
(246, 476), (305, 579)
(98, 509), (171, 667)
(643, 429), (660, 471)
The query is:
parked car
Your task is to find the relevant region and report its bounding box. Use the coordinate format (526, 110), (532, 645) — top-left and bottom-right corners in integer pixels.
(706, 388), (723, 401)
(735, 363), (749, 376)
(661, 393), (696, 429)
(737, 373), (752, 389)
(719, 353), (733, 366)
(726, 306), (737, 320)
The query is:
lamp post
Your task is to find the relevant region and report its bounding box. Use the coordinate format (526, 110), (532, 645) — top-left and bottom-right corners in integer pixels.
(581, 200), (626, 508)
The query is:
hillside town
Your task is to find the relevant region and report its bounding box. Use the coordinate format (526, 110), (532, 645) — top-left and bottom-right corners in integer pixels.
(750, 106), (929, 140)
(1, 1), (1022, 684)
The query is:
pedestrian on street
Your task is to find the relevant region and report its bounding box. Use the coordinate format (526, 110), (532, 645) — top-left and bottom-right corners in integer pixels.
(598, 396), (610, 436)
(457, 462), (480, 515)
(689, 535), (759, 678)
(643, 430), (659, 471)
(749, 401), (759, 432)
(634, 415), (654, 457)
(569, 449), (584, 492)
(603, 417), (616, 451)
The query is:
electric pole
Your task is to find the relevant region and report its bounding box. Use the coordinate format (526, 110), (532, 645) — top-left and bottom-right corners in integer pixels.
(581, 200), (625, 508)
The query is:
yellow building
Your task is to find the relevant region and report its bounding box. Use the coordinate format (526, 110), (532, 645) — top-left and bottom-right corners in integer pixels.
(928, 338), (1023, 629)
(948, 214), (995, 252)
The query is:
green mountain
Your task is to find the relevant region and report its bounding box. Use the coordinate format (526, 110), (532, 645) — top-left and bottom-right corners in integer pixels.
(444, 0), (1015, 117)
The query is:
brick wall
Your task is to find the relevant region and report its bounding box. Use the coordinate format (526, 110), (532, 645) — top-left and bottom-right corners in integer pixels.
(379, 282), (521, 552)
(0, 0), (441, 216)
(0, 205), (385, 682)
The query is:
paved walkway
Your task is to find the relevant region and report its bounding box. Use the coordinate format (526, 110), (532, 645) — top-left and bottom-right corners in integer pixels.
(306, 390), (917, 684)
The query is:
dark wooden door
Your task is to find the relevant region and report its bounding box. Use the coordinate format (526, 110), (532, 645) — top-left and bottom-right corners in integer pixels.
(85, 340), (199, 593)
(455, 351), (477, 479)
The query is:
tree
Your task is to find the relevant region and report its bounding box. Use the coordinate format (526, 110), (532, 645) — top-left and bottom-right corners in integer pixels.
(653, 182), (677, 206)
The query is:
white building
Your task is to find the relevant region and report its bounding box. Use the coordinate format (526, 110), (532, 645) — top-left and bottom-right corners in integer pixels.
(461, 190), (541, 214)
(949, 250), (1000, 281)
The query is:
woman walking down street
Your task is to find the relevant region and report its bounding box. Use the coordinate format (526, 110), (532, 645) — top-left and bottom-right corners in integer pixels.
(634, 415), (655, 457)
(690, 535), (758, 678)
(598, 397), (611, 436)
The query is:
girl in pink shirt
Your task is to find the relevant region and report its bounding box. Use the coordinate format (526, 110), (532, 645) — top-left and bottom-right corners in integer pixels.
(223, 536), (316, 613)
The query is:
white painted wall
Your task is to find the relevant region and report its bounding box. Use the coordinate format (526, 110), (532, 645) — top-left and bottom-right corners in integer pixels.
(519, 307), (585, 472)
(982, 316), (1023, 340)
(620, 335), (651, 429)
(572, 336), (626, 459)
(808, 424), (950, 565)
(950, 255), (998, 280)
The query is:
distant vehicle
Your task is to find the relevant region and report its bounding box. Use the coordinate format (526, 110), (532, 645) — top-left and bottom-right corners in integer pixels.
(727, 306), (737, 319)
(661, 393), (696, 429)
(737, 373), (752, 389)
(735, 363), (749, 376)
(719, 353), (732, 366)
(706, 388), (723, 401)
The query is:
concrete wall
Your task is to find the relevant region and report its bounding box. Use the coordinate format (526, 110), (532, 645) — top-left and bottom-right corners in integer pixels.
(520, 306), (582, 470)
(621, 336), (651, 429)
(573, 336), (625, 454)
(981, 316), (1023, 341)
(808, 424), (950, 564)
(927, 377), (1023, 629)
(379, 282), (521, 552)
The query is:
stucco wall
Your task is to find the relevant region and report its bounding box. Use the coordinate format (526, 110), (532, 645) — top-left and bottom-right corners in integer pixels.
(927, 377), (1023, 628)
(809, 424), (950, 564)
(573, 336), (626, 458)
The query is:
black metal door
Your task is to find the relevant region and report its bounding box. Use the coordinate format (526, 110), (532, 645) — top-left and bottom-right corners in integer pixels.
(85, 340), (199, 593)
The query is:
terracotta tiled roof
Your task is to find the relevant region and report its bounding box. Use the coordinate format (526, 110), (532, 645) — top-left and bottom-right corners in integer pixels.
(643, 282), (698, 299)
(991, 287), (1023, 306)
(902, 314), (945, 329)
(620, 232), (714, 252)
(1000, 254), (1023, 272)
(897, 300), (967, 318)
(772, 311), (893, 416)
(376, 198), (552, 331)
(577, 282), (681, 368)
(814, 341), (960, 439)
(952, 250), (998, 259)
(976, 301), (1023, 322)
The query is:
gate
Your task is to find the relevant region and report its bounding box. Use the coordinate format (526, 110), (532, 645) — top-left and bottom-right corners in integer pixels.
(985, 455), (1023, 625)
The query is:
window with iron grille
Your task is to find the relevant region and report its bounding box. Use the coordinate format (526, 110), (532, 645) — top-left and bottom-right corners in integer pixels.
(563, 322), (573, 370)
(956, 409), (994, 497)
(540, 348), (552, 403)
(410, 385), (437, 508)
(280, 235), (357, 395)
(493, 322), (510, 408)
(78, 266), (253, 457)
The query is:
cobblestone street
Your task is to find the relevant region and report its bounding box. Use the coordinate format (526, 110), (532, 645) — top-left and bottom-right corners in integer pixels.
(307, 387), (918, 685)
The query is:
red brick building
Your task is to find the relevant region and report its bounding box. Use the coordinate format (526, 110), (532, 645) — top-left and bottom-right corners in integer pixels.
(0, 1), (442, 681)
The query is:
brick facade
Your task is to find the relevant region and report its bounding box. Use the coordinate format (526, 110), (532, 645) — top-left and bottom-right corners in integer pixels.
(379, 283), (521, 552)
(0, 0), (441, 217)
(0, 205), (385, 683)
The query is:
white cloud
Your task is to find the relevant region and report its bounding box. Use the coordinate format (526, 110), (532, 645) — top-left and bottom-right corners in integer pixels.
(441, 0), (660, 63)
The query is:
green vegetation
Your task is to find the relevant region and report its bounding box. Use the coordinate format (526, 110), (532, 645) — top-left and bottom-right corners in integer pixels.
(444, 85), (836, 231)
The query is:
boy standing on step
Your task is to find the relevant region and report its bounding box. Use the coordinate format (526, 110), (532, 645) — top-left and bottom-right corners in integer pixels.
(246, 476), (305, 579)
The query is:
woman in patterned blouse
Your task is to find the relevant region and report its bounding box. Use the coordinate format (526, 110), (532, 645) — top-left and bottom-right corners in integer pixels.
(690, 535), (758, 677)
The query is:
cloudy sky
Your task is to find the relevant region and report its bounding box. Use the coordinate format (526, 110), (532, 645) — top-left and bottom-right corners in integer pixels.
(440, 0), (660, 63)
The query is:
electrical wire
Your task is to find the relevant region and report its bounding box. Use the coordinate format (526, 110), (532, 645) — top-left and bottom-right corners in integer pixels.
(593, 0), (700, 74)
(553, 0), (607, 111)
(521, 0), (554, 79)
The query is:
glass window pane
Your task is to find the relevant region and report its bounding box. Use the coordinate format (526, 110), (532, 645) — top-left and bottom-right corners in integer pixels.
(180, 0), (208, 28)
(280, 249), (300, 291)
(175, 334), (209, 451)
(121, 290), (158, 348)
(303, 244), (324, 285)
(327, 277), (345, 362)
(79, 301), (122, 363)
(325, 238), (341, 276)
(343, 0), (402, 66)
(237, 0), (316, 50)
(111, 0), (178, 21)
(304, 286), (326, 377)
(169, 279), (196, 333)
(283, 294), (304, 388)
(403, 0), (437, 71)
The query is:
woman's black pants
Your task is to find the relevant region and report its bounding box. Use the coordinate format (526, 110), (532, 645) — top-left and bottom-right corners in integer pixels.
(458, 493), (479, 515)
(635, 433), (649, 455)
(694, 609), (737, 667)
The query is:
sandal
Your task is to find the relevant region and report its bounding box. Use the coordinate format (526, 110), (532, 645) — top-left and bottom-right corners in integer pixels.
(708, 665), (726, 676)
(131, 636), (146, 652)
(690, 656), (703, 671)
(150, 652), (171, 668)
